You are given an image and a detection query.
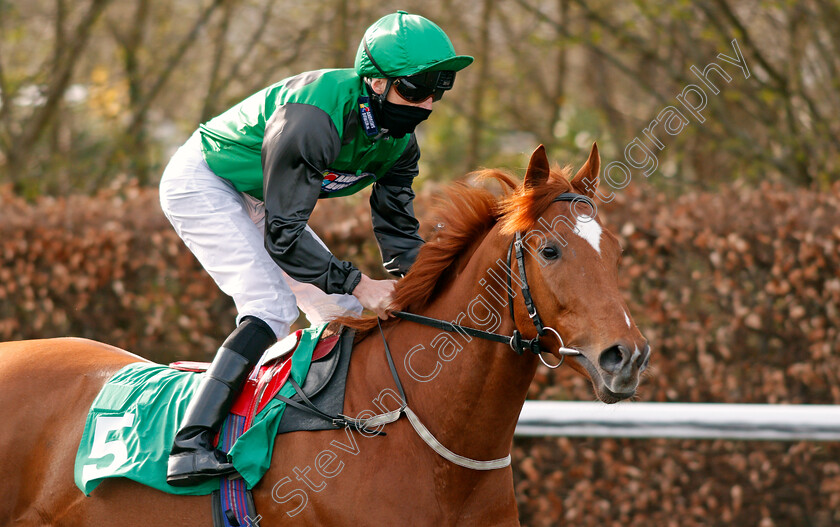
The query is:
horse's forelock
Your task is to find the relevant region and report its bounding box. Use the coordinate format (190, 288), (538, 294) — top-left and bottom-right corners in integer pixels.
(497, 166), (574, 235)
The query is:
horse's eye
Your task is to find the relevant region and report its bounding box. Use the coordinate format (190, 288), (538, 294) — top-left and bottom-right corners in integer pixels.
(541, 245), (560, 260)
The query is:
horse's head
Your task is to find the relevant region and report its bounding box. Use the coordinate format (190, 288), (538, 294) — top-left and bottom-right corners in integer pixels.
(499, 144), (650, 403)
(346, 143), (649, 403)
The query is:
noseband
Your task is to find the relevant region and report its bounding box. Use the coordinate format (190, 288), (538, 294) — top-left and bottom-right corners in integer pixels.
(394, 192), (593, 368)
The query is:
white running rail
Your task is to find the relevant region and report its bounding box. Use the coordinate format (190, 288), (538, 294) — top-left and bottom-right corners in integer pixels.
(516, 401), (840, 441)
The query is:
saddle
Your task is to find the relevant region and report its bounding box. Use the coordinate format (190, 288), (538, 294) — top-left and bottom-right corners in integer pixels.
(169, 325), (354, 433)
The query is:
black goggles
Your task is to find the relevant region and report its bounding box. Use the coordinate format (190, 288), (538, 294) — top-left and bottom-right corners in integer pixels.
(392, 70), (456, 103)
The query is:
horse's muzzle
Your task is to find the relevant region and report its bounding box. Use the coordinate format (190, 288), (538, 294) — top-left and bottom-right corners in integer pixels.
(597, 341), (651, 395)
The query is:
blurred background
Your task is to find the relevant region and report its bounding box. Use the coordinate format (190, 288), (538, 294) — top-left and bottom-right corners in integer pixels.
(1, 0), (838, 525)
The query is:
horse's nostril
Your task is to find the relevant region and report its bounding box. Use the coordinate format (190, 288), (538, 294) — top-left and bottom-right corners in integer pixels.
(598, 345), (625, 372)
(638, 342), (651, 371)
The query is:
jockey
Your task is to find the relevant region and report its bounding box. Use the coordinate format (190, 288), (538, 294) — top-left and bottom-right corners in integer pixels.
(159, 11), (472, 486)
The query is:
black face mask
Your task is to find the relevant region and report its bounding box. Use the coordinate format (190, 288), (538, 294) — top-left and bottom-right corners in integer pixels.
(375, 98), (432, 138)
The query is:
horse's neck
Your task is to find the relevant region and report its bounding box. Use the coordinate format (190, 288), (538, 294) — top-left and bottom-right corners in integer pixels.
(386, 238), (539, 460)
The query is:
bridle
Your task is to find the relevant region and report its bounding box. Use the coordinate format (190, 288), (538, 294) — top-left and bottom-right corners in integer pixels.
(283, 192), (597, 471)
(393, 192), (593, 369)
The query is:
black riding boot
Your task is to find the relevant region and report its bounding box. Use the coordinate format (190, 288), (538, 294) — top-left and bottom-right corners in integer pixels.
(166, 316), (276, 487)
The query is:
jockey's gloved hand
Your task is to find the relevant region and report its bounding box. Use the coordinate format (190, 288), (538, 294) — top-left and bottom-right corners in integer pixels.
(352, 274), (396, 319)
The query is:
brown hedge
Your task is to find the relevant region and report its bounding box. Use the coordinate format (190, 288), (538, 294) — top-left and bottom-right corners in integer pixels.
(1, 179), (838, 525)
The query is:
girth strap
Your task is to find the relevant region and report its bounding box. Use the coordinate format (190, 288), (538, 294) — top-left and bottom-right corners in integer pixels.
(276, 376), (387, 436)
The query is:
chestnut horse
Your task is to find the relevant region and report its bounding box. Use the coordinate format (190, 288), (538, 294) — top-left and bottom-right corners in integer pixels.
(0, 144), (649, 526)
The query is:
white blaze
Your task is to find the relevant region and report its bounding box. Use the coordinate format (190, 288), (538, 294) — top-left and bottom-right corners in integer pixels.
(624, 310), (631, 328)
(574, 216), (602, 255)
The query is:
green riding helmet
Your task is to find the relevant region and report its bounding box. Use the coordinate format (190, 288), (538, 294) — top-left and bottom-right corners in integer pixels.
(354, 10), (474, 79)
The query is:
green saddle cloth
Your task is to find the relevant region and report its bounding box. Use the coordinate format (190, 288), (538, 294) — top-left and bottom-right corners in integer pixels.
(74, 323), (326, 496)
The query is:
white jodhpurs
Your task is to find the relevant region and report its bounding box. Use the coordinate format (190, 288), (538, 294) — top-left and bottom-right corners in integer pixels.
(158, 133), (363, 339)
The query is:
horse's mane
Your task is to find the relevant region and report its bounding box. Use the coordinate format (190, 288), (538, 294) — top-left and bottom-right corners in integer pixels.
(338, 165), (575, 334)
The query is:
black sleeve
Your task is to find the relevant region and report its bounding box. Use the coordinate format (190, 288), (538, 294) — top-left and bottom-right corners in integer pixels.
(262, 103), (362, 295)
(370, 136), (424, 277)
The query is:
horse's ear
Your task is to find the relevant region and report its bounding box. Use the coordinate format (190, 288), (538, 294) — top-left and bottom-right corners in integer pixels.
(570, 142), (600, 198)
(524, 145), (551, 189)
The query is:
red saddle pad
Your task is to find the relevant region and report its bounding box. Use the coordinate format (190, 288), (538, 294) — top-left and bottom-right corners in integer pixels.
(169, 332), (341, 424)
